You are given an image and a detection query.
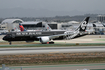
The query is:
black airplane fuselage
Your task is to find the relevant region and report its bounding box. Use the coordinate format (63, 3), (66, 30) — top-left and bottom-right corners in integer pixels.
(3, 31), (65, 41)
(3, 17), (90, 44)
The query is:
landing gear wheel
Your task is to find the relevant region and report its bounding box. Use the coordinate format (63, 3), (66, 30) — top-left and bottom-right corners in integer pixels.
(9, 41), (11, 45)
(42, 43), (47, 44)
(49, 41), (54, 44)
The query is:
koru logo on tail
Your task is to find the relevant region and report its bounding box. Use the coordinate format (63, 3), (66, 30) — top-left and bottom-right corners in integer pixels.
(81, 21), (87, 30)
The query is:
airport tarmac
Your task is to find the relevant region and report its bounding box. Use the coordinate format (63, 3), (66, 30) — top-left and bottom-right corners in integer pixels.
(55, 35), (105, 43)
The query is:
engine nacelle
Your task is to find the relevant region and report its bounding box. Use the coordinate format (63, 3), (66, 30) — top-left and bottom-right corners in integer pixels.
(39, 37), (50, 44)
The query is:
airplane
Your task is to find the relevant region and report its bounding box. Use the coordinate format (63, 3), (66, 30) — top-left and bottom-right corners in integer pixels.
(44, 23), (67, 32)
(0, 24), (20, 35)
(19, 23), (27, 31)
(19, 22), (65, 32)
(19, 23), (41, 32)
(3, 17), (90, 45)
(44, 23), (53, 31)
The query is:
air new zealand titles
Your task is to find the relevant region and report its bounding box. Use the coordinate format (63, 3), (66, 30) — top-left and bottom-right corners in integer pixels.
(16, 32), (42, 36)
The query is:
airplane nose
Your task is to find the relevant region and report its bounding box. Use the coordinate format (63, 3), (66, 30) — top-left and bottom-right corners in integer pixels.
(2, 37), (5, 40)
(2, 36), (7, 41)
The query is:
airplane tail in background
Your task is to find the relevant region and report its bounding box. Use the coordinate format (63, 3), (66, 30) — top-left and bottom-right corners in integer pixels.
(45, 24), (52, 31)
(12, 24), (19, 32)
(19, 23), (26, 31)
(75, 17), (90, 31)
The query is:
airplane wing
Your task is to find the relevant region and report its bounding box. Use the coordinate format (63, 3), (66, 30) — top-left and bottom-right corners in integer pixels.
(49, 32), (75, 39)
(37, 30), (79, 44)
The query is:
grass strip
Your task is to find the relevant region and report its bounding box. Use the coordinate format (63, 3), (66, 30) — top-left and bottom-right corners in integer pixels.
(0, 43), (105, 48)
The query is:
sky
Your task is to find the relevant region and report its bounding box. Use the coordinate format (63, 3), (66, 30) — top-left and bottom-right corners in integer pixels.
(0, 0), (105, 17)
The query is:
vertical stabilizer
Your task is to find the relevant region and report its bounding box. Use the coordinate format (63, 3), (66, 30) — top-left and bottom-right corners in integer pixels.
(45, 24), (52, 31)
(75, 17), (90, 31)
(19, 23), (26, 31)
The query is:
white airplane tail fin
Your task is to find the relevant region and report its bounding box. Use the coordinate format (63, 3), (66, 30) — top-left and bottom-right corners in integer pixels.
(12, 25), (19, 32)
(45, 24), (52, 31)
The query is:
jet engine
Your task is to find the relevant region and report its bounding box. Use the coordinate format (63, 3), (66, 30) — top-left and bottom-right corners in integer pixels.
(39, 36), (50, 44)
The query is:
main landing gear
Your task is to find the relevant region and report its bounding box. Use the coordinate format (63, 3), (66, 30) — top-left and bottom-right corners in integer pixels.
(49, 39), (54, 44)
(49, 41), (54, 44)
(42, 41), (54, 44)
(9, 41), (12, 45)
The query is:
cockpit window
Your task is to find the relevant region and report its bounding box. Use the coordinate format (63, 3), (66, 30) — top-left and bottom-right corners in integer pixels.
(6, 34), (11, 37)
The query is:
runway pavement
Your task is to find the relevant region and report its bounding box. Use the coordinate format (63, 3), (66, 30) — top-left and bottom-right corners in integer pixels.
(0, 46), (105, 55)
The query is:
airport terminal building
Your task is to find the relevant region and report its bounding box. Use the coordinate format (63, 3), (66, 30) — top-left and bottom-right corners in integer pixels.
(97, 15), (105, 23)
(0, 18), (105, 35)
(0, 19), (23, 34)
(0, 19), (23, 30)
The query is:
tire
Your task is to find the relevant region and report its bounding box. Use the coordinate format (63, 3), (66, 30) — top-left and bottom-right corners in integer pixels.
(49, 42), (54, 44)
